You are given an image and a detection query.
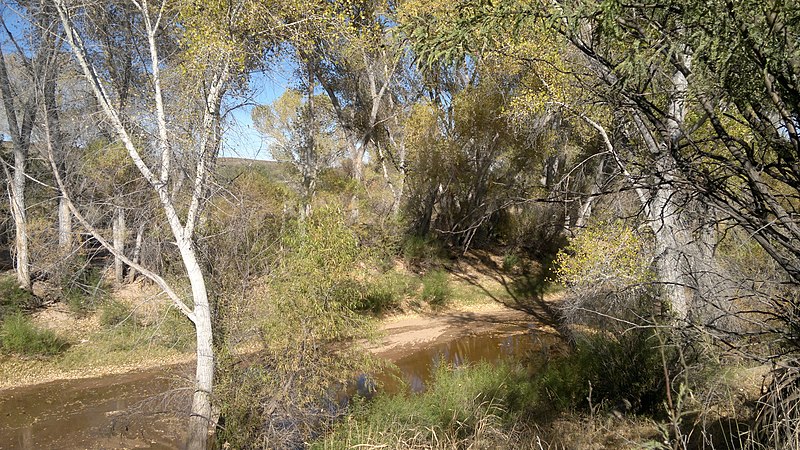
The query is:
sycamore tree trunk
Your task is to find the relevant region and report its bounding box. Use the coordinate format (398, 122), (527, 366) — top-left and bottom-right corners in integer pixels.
(0, 48), (34, 291)
(648, 189), (719, 326)
(648, 189), (693, 321)
(58, 197), (72, 249)
(178, 236), (214, 449)
(633, 50), (719, 326)
(10, 166), (30, 290)
(55, 3), (232, 448)
(126, 222), (145, 283)
(113, 206), (126, 284)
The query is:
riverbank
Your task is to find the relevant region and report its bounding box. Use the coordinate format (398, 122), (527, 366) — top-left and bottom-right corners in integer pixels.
(0, 249), (560, 391)
(0, 293), (549, 391)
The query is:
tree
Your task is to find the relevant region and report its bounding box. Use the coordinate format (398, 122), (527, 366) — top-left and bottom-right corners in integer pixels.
(400, 0), (731, 325)
(401, 60), (545, 251)
(50, 0), (243, 447)
(0, 1), (61, 290)
(252, 86), (342, 219)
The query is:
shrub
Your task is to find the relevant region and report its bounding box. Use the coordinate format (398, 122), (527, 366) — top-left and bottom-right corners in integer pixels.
(421, 269), (451, 307)
(360, 271), (419, 313)
(554, 221), (656, 330)
(502, 253), (521, 272)
(361, 282), (397, 313)
(538, 329), (670, 415)
(0, 314), (68, 356)
(401, 235), (445, 266)
(63, 267), (110, 316)
(216, 208), (376, 449)
(0, 275), (35, 321)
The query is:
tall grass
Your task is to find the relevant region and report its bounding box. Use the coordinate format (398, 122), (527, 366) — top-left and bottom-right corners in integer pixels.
(0, 314), (68, 356)
(360, 271), (420, 313)
(315, 362), (538, 449)
(0, 275), (35, 320)
(421, 269), (451, 307)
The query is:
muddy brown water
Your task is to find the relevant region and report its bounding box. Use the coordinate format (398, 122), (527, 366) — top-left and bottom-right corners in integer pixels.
(0, 367), (192, 449)
(0, 328), (556, 449)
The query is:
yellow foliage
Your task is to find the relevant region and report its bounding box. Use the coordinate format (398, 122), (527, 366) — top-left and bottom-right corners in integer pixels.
(555, 222), (654, 289)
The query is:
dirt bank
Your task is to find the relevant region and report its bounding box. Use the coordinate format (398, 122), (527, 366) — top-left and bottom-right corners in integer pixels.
(370, 302), (536, 359)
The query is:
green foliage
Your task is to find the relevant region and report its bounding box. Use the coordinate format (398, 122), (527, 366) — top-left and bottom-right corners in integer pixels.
(315, 361), (537, 449)
(538, 329), (670, 415)
(401, 235), (446, 266)
(216, 207), (376, 448)
(0, 314), (68, 356)
(554, 222), (656, 329)
(151, 307), (195, 352)
(360, 271), (419, 313)
(502, 253), (520, 272)
(555, 222), (653, 289)
(0, 275), (35, 321)
(421, 269), (451, 307)
(400, 70), (544, 249)
(80, 138), (139, 196)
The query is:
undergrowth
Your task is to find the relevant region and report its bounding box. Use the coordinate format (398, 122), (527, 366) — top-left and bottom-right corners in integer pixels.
(63, 267), (110, 316)
(0, 314), (68, 356)
(421, 269), (451, 308)
(0, 275), (35, 321)
(315, 362), (538, 449)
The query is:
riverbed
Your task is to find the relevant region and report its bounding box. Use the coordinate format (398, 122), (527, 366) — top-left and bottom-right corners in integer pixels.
(1, 305), (559, 449)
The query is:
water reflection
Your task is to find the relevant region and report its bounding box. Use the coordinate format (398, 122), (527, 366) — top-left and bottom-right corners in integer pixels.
(371, 330), (559, 395)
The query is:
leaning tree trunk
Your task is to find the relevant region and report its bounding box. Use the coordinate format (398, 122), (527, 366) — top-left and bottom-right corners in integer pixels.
(58, 196), (72, 249)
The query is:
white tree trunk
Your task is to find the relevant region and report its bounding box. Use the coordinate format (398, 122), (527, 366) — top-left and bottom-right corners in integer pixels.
(55, 4), (231, 448)
(178, 237), (214, 450)
(648, 191), (692, 322)
(126, 223), (145, 283)
(10, 179), (30, 290)
(58, 196), (72, 249)
(113, 207), (126, 284)
(0, 48), (33, 291)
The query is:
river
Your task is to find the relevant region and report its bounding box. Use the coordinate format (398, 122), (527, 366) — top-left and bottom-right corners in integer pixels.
(0, 327), (555, 449)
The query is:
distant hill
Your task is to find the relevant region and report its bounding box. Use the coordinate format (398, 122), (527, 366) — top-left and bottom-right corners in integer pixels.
(217, 157), (295, 182)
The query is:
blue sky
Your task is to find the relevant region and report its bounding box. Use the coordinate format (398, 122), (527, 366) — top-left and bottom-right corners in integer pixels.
(222, 63), (296, 161)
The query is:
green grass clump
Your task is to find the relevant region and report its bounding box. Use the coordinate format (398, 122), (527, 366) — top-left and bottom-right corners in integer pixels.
(401, 235), (446, 266)
(421, 269), (451, 307)
(315, 362), (537, 449)
(150, 307), (195, 351)
(0, 275), (35, 320)
(0, 314), (68, 356)
(502, 253), (520, 272)
(361, 271), (420, 313)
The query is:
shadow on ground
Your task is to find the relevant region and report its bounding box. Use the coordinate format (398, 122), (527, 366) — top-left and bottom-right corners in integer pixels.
(449, 251), (575, 346)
